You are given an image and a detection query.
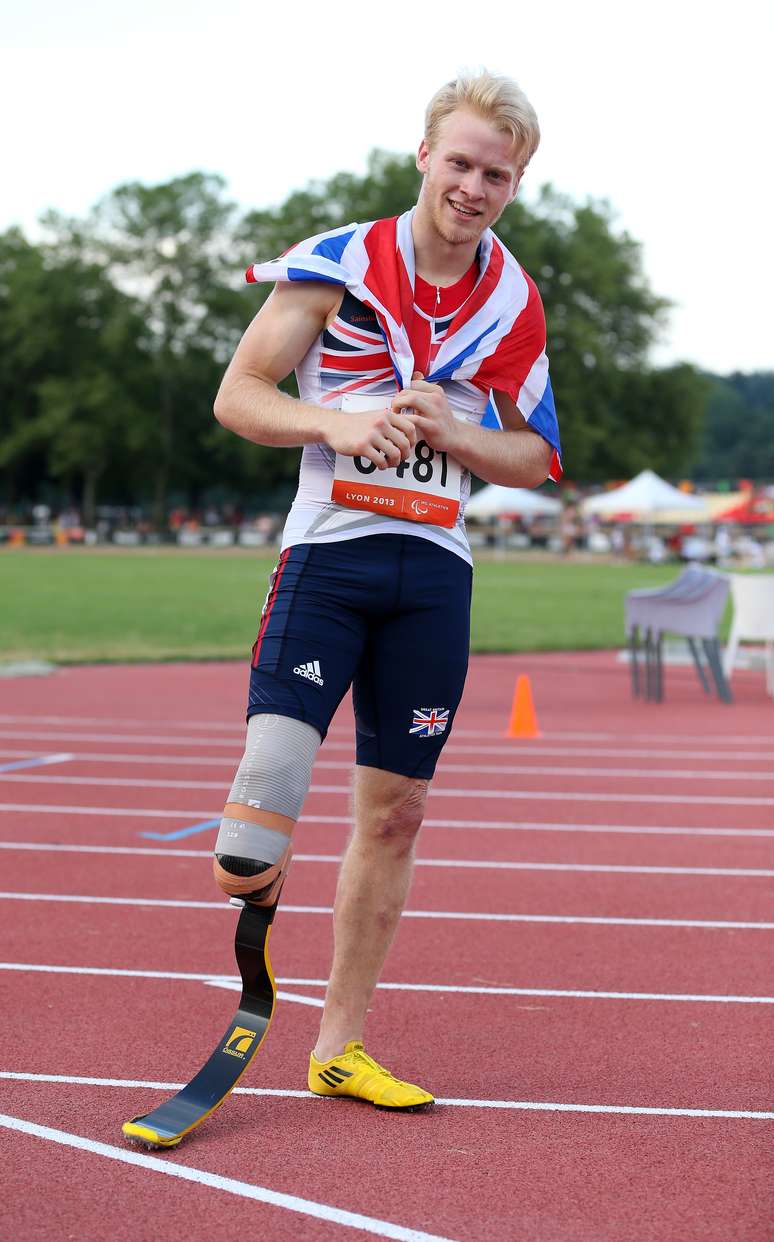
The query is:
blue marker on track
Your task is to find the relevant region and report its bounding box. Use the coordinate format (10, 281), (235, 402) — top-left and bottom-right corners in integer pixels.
(140, 818), (220, 842)
(0, 753), (74, 774)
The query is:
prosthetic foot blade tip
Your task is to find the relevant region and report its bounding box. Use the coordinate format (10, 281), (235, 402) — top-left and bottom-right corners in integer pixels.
(122, 1118), (182, 1149)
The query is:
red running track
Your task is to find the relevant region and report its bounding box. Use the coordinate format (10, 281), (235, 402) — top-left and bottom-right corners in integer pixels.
(2, 653), (774, 1241)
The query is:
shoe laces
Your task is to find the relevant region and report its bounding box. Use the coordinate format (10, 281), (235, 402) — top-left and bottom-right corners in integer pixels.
(350, 1044), (401, 1085)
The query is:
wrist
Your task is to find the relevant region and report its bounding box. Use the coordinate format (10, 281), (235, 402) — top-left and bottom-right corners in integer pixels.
(446, 413), (473, 458)
(304, 403), (337, 446)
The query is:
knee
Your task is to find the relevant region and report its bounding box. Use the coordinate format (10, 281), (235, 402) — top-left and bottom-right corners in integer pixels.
(363, 780), (428, 848)
(228, 713), (321, 821)
(213, 713), (321, 904)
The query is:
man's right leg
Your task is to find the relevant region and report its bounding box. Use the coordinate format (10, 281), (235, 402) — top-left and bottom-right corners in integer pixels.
(213, 713), (320, 904)
(214, 542), (368, 901)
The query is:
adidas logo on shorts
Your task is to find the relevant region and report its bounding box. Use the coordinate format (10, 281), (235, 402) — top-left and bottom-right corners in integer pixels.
(293, 660), (324, 686)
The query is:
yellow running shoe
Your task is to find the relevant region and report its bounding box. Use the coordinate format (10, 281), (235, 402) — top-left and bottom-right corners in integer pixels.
(308, 1041), (434, 1110)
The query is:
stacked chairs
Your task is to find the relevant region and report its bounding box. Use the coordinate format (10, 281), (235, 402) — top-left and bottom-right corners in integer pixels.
(625, 565), (732, 703)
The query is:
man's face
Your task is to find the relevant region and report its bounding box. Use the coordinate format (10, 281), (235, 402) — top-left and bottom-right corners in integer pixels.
(416, 107), (524, 247)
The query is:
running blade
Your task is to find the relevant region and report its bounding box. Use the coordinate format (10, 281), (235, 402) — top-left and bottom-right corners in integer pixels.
(122, 900), (276, 1149)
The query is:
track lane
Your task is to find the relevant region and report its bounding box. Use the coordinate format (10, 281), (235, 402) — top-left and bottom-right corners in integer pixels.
(6, 740), (774, 779)
(2, 901), (773, 997)
(4, 853), (774, 921)
(6, 781), (774, 830)
(3, 654), (773, 1242)
(1, 1089), (445, 1242)
(1, 973), (773, 1113)
(3, 1080), (772, 1242)
(5, 816), (774, 870)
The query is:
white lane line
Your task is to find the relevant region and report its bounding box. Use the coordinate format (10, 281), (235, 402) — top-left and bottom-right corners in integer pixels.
(0, 842), (214, 858)
(0, 718), (769, 747)
(0, 729), (245, 747)
(539, 730), (771, 745)
(0, 716), (246, 730)
(112, 975), (323, 1009)
(7, 739), (774, 762)
(1, 1084), (772, 1123)
(432, 1100), (774, 1119)
(198, 976), (774, 1006)
(372, 762), (774, 783)
(3, 747), (773, 782)
(466, 743), (774, 761)
(0, 1113), (455, 1242)
(1, 892), (772, 929)
(201, 982), (324, 1007)
(7, 740), (774, 763)
(274, 989), (324, 1007)
(4, 774), (774, 807)
(277, 990), (324, 1007)
(0, 716), (243, 730)
(0, 802), (204, 820)
(3, 962), (774, 1005)
(293, 856), (774, 878)
(4, 841), (774, 879)
(3, 803), (774, 839)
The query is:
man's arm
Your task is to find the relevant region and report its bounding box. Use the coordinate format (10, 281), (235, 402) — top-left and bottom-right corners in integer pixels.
(391, 381), (553, 489)
(214, 283), (416, 470)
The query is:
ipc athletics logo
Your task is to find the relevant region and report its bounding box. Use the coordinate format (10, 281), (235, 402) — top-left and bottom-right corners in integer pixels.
(223, 1026), (257, 1059)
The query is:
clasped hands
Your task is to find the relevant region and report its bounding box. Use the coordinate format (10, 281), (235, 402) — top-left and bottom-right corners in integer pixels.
(328, 375), (459, 471)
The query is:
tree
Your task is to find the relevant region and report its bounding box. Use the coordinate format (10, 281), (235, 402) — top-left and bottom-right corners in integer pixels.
(0, 227), (150, 522)
(77, 173), (249, 522)
(691, 372), (774, 482)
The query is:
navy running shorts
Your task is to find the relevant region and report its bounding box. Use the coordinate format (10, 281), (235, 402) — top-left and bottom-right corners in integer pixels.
(246, 534), (473, 779)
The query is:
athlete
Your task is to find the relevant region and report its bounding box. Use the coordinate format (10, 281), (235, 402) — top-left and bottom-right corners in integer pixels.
(212, 70), (561, 1110)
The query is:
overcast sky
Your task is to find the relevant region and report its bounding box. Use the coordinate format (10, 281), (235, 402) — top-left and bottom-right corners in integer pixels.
(3, 0), (772, 374)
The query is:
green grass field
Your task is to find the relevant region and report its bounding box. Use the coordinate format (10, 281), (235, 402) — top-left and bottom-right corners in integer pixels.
(0, 548), (691, 664)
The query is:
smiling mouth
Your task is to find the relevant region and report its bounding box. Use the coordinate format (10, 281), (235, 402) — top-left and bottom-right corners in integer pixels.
(448, 198), (481, 219)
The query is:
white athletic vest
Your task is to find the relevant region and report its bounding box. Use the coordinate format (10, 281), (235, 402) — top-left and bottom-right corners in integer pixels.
(280, 286), (488, 565)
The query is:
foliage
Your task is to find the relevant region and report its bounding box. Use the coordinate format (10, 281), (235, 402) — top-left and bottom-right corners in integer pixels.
(0, 227), (151, 522)
(690, 372), (774, 482)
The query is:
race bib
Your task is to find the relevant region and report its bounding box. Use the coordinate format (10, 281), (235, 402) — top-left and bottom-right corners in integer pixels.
(331, 393), (462, 529)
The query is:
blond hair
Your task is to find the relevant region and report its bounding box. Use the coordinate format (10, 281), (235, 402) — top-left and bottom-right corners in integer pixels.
(425, 71), (540, 169)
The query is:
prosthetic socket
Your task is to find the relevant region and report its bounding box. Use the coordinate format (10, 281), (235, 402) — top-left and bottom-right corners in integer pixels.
(213, 714), (320, 906)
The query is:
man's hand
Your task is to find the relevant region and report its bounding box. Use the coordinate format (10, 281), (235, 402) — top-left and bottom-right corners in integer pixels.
(326, 407), (417, 470)
(391, 376), (461, 455)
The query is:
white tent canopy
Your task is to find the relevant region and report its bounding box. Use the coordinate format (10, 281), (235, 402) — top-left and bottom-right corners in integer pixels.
(579, 470), (708, 519)
(465, 484), (561, 520)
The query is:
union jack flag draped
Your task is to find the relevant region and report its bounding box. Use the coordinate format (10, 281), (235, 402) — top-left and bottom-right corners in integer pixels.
(246, 209), (561, 481)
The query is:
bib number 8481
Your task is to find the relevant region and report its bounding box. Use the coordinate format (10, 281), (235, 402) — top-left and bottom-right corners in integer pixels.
(331, 392), (462, 528)
(353, 440), (448, 488)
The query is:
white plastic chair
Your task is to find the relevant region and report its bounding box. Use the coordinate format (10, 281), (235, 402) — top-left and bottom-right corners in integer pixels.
(625, 565), (732, 702)
(722, 573), (774, 695)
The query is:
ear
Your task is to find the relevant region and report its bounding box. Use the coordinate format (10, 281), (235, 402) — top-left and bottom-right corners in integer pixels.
(416, 138), (430, 175)
(509, 168), (524, 203)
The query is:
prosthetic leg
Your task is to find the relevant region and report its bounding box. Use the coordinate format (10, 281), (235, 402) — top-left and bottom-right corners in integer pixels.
(122, 715), (319, 1149)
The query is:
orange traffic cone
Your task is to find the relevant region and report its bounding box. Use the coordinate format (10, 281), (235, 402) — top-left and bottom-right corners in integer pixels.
(505, 674), (541, 738)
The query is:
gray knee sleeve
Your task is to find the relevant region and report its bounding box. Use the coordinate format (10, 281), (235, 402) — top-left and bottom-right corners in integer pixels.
(226, 713), (320, 825)
(213, 714), (320, 903)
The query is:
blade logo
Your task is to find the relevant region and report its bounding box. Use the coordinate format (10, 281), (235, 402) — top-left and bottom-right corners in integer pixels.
(293, 660), (324, 685)
(223, 1026), (257, 1059)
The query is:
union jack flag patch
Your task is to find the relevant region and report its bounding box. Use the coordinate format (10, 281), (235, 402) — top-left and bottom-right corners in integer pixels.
(410, 708), (449, 737)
